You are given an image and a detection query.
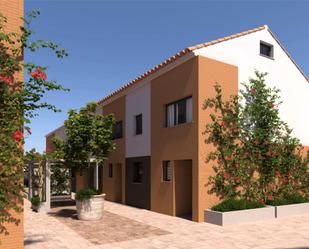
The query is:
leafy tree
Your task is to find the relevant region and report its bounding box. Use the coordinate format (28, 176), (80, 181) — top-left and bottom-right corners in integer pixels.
(53, 102), (115, 178)
(0, 10), (68, 235)
(204, 71), (309, 204)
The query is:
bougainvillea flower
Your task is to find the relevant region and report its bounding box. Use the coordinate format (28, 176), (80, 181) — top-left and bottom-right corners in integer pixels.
(235, 163), (240, 169)
(272, 151), (278, 157)
(226, 156), (232, 161)
(0, 75), (13, 85)
(275, 171), (281, 177)
(31, 67), (47, 81)
(235, 176), (240, 184)
(233, 128), (238, 134)
(254, 139), (259, 145)
(12, 130), (23, 142)
(251, 88), (257, 94)
(266, 150), (271, 157)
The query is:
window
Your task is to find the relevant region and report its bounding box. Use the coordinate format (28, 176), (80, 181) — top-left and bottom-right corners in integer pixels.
(162, 161), (172, 182)
(108, 164), (113, 178)
(113, 121), (123, 139)
(135, 114), (143, 135)
(260, 41), (274, 58)
(166, 97), (192, 127)
(133, 162), (143, 183)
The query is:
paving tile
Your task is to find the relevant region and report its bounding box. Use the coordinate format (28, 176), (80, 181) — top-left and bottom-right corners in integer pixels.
(25, 199), (309, 249)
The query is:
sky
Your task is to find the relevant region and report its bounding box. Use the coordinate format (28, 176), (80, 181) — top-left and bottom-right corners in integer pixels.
(24, 0), (309, 153)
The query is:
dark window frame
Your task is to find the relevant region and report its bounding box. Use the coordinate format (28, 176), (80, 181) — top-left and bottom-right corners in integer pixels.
(135, 113), (143, 135)
(165, 96), (192, 127)
(162, 161), (171, 182)
(108, 164), (113, 178)
(132, 162), (143, 183)
(113, 121), (123, 139)
(260, 41), (274, 59)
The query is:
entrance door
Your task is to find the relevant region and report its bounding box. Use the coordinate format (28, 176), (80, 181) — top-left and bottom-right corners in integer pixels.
(175, 160), (192, 219)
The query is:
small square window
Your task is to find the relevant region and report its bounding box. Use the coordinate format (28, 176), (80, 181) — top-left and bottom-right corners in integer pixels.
(162, 161), (172, 182)
(260, 41), (274, 58)
(135, 114), (143, 135)
(133, 162), (143, 183)
(108, 164), (113, 178)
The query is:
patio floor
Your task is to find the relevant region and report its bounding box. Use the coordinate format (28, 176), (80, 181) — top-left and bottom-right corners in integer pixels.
(25, 198), (309, 249)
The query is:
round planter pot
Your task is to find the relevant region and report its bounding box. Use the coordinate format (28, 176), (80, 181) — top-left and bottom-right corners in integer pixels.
(76, 194), (106, 221)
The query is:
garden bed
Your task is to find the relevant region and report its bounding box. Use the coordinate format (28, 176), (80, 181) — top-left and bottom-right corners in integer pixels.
(205, 206), (275, 226)
(273, 202), (309, 218)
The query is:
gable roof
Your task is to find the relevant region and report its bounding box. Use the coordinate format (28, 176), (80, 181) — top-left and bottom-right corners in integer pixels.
(98, 25), (308, 105)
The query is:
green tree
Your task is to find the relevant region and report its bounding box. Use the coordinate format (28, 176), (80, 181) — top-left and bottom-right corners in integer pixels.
(53, 102), (115, 178)
(0, 10), (68, 235)
(204, 71), (309, 204)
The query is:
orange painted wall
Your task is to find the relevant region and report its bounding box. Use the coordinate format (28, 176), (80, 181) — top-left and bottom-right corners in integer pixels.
(102, 96), (126, 203)
(151, 57), (199, 218)
(150, 55), (238, 222)
(0, 0), (24, 248)
(197, 55), (238, 221)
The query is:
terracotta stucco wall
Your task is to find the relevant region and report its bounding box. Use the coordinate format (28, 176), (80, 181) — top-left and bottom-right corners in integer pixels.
(0, 0), (24, 248)
(103, 96), (126, 203)
(197, 55), (238, 222)
(150, 57), (199, 219)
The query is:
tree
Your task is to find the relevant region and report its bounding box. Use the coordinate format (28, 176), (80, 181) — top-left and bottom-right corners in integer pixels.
(204, 71), (309, 203)
(0, 10), (68, 235)
(53, 102), (115, 180)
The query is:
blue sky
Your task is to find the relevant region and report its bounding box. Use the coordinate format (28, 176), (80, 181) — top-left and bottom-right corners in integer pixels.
(24, 0), (309, 153)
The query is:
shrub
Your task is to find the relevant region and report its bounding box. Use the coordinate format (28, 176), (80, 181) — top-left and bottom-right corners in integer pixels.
(212, 198), (264, 212)
(75, 188), (100, 201)
(30, 196), (41, 206)
(266, 194), (309, 206)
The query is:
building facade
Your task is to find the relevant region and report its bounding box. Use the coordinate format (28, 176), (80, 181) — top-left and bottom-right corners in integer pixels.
(0, 0), (24, 248)
(46, 25), (309, 222)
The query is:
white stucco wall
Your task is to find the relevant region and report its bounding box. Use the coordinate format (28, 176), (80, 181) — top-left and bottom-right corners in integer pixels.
(125, 83), (151, 158)
(194, 28), (309, 145)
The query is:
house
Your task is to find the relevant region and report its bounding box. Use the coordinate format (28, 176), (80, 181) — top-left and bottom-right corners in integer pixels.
(0, 0), (24, 248)
(46, 25), (309, 222)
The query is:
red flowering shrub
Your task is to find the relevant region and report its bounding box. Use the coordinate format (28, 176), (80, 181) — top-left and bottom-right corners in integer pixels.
(204, 71), (309, 204)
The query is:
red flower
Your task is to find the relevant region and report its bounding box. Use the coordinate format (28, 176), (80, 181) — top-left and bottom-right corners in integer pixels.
(270, 102), (276, 109)
(259, 198), (264, 204)
(0, 75), (13, 85)
(233, 128), (238, 134)
(272, 151), (278, 157)
(275, 171), (281, 177)
(31, 68), (47, 81)
(235, 176), (240, 184)
(258, 151), (262, 160)
(254, 139), (259, 145)
(226, 156), (232, 161)
(267, 195), (273, 201)
(26, 127), (32, 135)
(251, 88), (257, 95)
(235, 163), (240, 169)
(266, 150), (271, 157)
(223, 172), (230, 179)
(12, 130), (23, 142)
(219, 121), (225, 127)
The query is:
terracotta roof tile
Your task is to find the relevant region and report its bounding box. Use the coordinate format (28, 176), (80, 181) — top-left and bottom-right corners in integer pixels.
(98, 25), (308, 105)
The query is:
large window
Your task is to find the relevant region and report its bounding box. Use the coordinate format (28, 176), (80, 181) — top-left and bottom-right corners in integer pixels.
(166, 97), (192, 127)
(162, 161), (172, 182)
(133, 162), (143, 183)
(135, 114), (143, 135)
(113, 121), (123, 139)
(260, 41), (274, 59)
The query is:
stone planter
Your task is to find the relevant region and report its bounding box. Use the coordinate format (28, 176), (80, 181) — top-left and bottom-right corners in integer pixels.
(205, 206), (275, 226)
(273, 202), (309, 218)
(76, 194), (106, 221)
(31, 201), (49, 213)
(31, 204), (42, 212)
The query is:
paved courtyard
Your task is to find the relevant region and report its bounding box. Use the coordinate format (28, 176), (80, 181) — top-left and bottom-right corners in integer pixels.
(25, 199), (309, 249)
